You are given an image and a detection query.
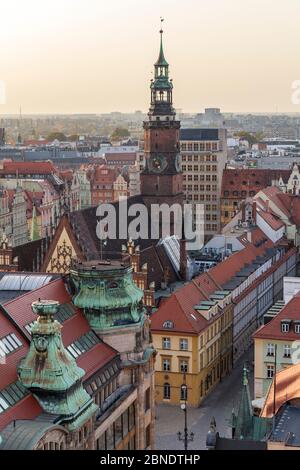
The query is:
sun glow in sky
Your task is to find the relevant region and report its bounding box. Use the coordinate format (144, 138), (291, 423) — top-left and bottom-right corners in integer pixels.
(2, 0), (300, 114)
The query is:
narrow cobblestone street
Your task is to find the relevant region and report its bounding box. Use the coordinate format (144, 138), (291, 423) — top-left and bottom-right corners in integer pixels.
(155, 347), (254, 450)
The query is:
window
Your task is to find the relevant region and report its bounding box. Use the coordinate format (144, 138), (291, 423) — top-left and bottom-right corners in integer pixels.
(284, 344), (291, 358)
(267, 365), (275, 379)
(163, 383), (170, 399)
(180, 338), (188, 351)
(267, 343), (275, 356)
(162, 337), (171, 349)
(163, 320), (174, 329)
(281, 322), (290, 333)
(295, 323), (300, 334)
(180, 360), (188, 373)
(162, 358), (171, 371)
(0, 333), (22, 358)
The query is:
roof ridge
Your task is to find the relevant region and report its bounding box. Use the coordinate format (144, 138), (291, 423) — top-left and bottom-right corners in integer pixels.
(174, 286), (206, 333)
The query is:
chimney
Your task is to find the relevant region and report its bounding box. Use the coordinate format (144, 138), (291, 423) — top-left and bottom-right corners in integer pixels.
(180, 238), (188, 281)
(252, 201), (257, 224)
(241, 202), (246, 222)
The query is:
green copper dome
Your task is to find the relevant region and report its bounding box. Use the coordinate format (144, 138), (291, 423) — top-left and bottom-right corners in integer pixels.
(18, 300), (97, 430)
(70, 260), (145, 331)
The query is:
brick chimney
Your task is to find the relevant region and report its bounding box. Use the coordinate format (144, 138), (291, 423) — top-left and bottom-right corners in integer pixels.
(180, 238), (188, 281)
(252, 201), (257, 224)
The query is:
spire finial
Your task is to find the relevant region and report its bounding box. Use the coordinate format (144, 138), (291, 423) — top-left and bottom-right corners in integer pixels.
(160, 17), (164, 34)
(242, 364), (248, 386)
(155, 18), (168, 67)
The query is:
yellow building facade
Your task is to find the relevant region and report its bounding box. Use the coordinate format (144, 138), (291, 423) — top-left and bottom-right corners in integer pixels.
(152, 293), (233, 407)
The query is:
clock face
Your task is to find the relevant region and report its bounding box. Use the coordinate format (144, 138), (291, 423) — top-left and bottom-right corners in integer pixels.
(175, 153), (182, 172)
(148, 154), (167, 173)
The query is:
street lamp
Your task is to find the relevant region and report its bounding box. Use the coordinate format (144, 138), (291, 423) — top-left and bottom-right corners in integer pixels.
(177, 379), (194, 450)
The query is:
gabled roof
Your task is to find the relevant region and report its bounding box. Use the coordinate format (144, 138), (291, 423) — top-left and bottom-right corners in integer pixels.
(253, 292), (300, 341)
(40, 214), (84, 272)
(257, 187), (291, 218)
(151, 271), (219, 334)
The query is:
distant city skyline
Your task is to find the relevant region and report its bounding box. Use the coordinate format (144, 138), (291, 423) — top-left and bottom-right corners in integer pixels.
(2, 0), (300, 114)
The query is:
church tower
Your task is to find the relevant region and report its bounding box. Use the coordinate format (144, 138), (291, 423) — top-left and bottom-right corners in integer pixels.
(141, 25), (183, 210)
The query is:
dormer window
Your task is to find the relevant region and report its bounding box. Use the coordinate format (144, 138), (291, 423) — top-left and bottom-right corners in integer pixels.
(295, 323), (300, 334)
(163, 320), (174, 329)
(281, 320), (291, 333)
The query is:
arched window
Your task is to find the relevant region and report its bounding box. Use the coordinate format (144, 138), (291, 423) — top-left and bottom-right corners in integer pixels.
(163, 383), (170, 399)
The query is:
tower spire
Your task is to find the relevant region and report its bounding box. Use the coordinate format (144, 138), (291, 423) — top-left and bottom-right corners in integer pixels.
(156, 18), (168, 67)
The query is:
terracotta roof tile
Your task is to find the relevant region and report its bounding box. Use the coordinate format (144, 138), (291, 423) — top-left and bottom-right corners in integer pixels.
(0, 161), (56, 175)
(254, 291), (300, 341)
(257, 209), (285, 231)
(0, 395), (42, 432)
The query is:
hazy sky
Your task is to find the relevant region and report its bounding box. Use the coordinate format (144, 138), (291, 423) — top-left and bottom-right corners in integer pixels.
(2, 0), (300, 114)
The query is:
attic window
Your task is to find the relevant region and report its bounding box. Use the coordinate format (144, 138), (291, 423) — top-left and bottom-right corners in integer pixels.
(281, 320), (291, 333)
(163, 320), (174, 329)
(0, 333), (22, 358)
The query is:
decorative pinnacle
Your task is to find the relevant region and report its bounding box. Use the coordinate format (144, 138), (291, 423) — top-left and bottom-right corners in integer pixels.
(242, 364), (248, 386)
(31, 299), (60, 319)
(155, 18), (168, 67)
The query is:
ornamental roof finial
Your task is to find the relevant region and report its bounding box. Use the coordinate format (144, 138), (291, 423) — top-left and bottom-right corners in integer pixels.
(155, 17), (168, 67)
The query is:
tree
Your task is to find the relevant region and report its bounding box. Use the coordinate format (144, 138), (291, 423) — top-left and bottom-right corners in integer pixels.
(47, 132), (67, 142)
(68, 134), (79, 142)
(110, 127), (130, 141)
(236, 131), (264, 147)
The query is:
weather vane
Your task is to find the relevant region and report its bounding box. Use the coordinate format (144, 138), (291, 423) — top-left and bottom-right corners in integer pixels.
(160, 17), (164, 33)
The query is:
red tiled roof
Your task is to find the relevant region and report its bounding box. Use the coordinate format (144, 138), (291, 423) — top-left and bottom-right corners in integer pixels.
(208, 238), (273, 287)
(24, 139), (49, 146)
(59, 170), (73, 182)
(221, 169), (290, 198)
(3, 279), (117, 361)
(151, 237), (280, 335)
(237, 227), (268, 247)
(105, 153), (136, 162)
(77, 343), (117, 380)
(257, 187), (291, 218)
(0, 277), (118, 430)
(151, 272), (219, 334)
(0, 395), (42, 432)
(0, 161), (56, 175)
(0, 312), (29, 390)
(254, 291), (300, 341)
(3, 278), (71, 330)
(257, 209), (285, 231)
